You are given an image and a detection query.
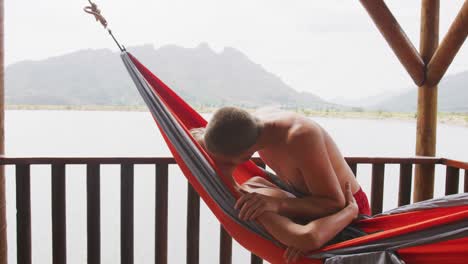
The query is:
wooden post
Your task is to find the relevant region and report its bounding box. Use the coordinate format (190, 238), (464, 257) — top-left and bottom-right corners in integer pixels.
(51, 164), (67, 264)
(87, 164), (101, 264)
(219, 227), (232, 264)
(445, 166), (460, 195)
(398, 164), (413, 206)
(464, 170), (468, 193)
(155, 164), (168, 264)
(16, 165), (31, 264)
(121, 164), (134, 264)
(250, 162), (265, 264)
(359, 0), (425, 86)
(465, 170), (468, 193)
(0, 0), (6, 262)
(250, 254), (263, 264)
(414, 0), (440, 202)
(426, 0), (468, 86)
(371, 164), (385, 215)
(346, 161), (357, 177)
(187, 185), (200, 264)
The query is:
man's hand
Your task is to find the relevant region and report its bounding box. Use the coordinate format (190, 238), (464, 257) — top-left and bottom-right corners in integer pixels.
(344, 182), (359, 219)
(235, 192), (280, 221)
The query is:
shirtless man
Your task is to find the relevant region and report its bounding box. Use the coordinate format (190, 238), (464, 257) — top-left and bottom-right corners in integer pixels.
(192, 106), (369, 262)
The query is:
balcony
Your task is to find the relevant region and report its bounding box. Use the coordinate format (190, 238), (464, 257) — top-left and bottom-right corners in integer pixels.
(1, 156), (467, 264)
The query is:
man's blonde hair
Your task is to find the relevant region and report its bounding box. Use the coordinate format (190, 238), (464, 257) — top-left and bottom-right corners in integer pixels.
(192, 107), (262, 156)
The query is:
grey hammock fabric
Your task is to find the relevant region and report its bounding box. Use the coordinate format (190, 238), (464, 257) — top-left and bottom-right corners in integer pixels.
(312, 221), (468, 260)
(378, 193), (468, 216)
(324, 251), (404, 264)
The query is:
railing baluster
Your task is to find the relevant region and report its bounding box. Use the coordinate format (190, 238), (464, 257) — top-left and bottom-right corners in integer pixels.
(398, 164), (412, 206)
(219, 227), (232, 264)
(347, 162), (357, 177)
(445, 166), (460, 195)
(87, 163), (101, 264)
(371, 164), (385, 215)
(465, 170), (468, 193)
(121, 163), (134, 264)
(251, 162), (264, 264)
(155, 164), (168, 264)
(251, 254), (263, 264)
(16, 164), (32, 264)
(187, 184), (200, 264)
(52, 163), (67, 264)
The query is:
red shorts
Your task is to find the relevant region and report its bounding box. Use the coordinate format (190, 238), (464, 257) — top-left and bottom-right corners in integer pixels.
(353, 187), (371, 216)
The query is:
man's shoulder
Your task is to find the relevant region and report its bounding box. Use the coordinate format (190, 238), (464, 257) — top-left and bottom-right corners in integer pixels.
(287, 119), (321, 143)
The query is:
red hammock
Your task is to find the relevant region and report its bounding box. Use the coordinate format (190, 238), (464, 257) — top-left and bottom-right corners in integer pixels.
(126, 52), (468, 264)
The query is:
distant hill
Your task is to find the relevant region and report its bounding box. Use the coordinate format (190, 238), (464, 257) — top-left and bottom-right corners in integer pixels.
(6, 43), (345, 110)
(330, 89), (408, 109)
(372, 71), (468, 112)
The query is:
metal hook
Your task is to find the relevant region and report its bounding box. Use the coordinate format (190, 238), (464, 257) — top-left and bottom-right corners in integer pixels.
(83, 1), (125, 52)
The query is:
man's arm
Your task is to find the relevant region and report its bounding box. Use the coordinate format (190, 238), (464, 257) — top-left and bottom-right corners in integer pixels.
(284, 183), (358, 263)
(276, 125), (346, 219)
(257, 183), (358, 263)
(277, 194), (344, 220)
(236, 191), (345, 221)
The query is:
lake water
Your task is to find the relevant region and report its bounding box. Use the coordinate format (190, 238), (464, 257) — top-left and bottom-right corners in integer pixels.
(5, 110), (468, 263)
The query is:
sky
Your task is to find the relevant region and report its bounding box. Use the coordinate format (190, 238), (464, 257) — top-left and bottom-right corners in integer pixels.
(5, 0), (468, 101)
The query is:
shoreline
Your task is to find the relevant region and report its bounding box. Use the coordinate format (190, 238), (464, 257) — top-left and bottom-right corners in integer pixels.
(6, 104), (468, 127)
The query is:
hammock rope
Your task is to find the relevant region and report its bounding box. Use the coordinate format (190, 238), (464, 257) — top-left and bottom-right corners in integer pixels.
(84, 0), (125, 52)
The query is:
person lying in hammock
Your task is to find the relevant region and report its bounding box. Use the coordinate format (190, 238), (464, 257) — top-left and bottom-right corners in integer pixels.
(191, 106), (369, 262)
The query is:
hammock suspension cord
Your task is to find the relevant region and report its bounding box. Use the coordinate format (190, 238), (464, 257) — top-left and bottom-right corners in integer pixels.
(84, 0), (125, 52)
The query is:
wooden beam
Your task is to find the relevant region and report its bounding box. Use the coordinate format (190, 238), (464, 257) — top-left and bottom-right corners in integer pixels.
(344, 156), (440, 165)
(359, 0), (425, 86)
(426, 0), (468, 86)
(441, 158), (468, 170)
(414, 0), (440, 202)
(0, 0), (6, 262)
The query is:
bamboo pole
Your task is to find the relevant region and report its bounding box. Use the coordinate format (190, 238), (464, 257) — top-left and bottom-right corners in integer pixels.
(0, 0), (6, 262)
(426, 0), (468, 86)
(414, 0), (440, 202)
(359, 0), (425, 86)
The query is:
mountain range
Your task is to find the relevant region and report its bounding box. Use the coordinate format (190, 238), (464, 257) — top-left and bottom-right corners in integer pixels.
(331, 71), (468, 112)
(372, 70), (468, 112)
(6, 44), (343, 110)
(6, 43), (467, 113)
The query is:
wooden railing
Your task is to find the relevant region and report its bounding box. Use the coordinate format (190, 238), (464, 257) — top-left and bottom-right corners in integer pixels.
(1, 156), (467, 264)
(344, 157), (468, 215)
